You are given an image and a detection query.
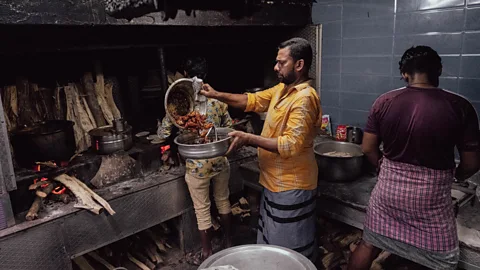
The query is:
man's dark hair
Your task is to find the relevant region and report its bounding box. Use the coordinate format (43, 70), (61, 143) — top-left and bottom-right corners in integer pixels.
(279, 38), (313, 73)
(183, 56), (208, 80)
(399, 46), (442, 87)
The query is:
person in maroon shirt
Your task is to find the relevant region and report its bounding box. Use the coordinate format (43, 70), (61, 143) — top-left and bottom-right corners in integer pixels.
(348, 46), (480, 270)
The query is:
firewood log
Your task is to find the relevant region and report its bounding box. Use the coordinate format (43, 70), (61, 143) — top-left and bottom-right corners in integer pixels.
(87, 251), (116, 270)
(64, 83), (96, 152)
(104, 78), (122, 119)
(131, 251), (155, 270)
(73, 256), (95, 270)
(82, 72), (106, 127)
(53, 174), (115, 215)
(29, 180), (53, 190)
(127, 253), (150, 270)
(93, 62), (114, 125)
(26, 183), (55, 221)
(2, 85), (18, 132)
(145, 229), (167, 253)
(25, 197), (42, 221)
(53, 86), (66, 120)
(16, 77), (41, 127)
(35, 183), (55, 198)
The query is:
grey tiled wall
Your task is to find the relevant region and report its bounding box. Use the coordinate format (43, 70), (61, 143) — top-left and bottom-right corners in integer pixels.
(314, 0), (480, 130)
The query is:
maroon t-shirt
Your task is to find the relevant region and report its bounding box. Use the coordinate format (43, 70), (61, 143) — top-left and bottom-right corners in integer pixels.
(365, 86), (479, 170)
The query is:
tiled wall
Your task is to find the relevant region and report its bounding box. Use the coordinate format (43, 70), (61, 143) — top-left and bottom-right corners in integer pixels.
(314, 0), (480, 130)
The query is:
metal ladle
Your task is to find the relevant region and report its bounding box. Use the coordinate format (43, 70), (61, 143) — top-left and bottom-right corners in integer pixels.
(205, 125), (218, 142)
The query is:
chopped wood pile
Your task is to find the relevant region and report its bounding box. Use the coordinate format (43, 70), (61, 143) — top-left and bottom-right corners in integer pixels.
(0, 62), (123, 154)
(317, 218), (399, 270)
(73, 223), (174, 270)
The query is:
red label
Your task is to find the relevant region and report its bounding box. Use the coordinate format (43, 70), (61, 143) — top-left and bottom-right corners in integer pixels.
(336, 125), (347, 141)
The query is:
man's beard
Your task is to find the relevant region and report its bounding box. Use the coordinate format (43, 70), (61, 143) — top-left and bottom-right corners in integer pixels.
(278, 70), (296, 85)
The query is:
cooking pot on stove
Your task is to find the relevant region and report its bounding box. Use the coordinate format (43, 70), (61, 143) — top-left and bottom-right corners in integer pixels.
(10, 120), (76, 168)
(314, 141), (364, 182)
(89, 118), (133, 155)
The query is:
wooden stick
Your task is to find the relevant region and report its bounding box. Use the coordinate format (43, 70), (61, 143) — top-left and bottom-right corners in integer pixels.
(127, 253), (150, 270)
(143, 244), (158, 264)
(87, 252), (116, 270)
(25, 197), (42, 221)
(94, 62), (114, 125)
(145, 229), (167, 253)
(82, 72), (106, 127)
(54, 174), (103, 215)
(131, 251), (155, 270)
(74, 177), (116, 215)
(29, 180), (53, 190)
(50, 193), (70, 204)
(73, 256), (95, 270)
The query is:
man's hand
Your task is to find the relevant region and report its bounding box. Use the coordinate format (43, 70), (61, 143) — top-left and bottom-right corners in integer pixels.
(226, 131), (252, 155)
(200, 84), (218, 99)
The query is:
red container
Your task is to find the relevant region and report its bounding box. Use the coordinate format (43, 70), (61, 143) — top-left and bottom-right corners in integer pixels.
(336, 125), (348, 141)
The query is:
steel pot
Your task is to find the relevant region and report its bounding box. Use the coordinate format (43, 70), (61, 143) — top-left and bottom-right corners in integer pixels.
(314, 141), (364, 182)
(174, 127), (234, 159)
(89, 122), (133, 155)
(10, 120), (76, 168)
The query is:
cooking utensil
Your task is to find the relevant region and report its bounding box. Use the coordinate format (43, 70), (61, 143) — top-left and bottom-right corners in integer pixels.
(192, 76), (207, 115)
(10, 120), (76, 168)
(89, 120), (133, 155)
(164, 78), (195, 129)
(347, 126), (363, 144)
(314, 141), (364, 182)
(174, 127), (234, 159)
(199, 244), (316, 270)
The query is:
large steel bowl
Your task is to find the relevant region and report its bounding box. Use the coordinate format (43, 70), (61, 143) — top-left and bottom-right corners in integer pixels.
(314, 141), (364, 182)
(199, 244), (316, 270)
(164, 78), (195, 129)
(174, 127), (234, 159)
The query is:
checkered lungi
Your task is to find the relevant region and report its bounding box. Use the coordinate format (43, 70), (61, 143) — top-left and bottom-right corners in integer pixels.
(365, 158), (458, 253)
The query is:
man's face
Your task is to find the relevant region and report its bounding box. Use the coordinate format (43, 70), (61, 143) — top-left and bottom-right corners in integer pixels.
(274, 47), (297, 85)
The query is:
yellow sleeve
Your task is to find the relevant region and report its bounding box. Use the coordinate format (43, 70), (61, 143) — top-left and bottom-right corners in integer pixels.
(277, 95), (320, 158)
(245, 84), (282, 113)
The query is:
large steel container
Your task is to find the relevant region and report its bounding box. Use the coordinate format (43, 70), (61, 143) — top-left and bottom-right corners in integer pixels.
(314, 141), (364, 182)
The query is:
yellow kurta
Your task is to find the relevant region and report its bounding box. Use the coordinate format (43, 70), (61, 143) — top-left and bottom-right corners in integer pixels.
(245, 81), (322, 192)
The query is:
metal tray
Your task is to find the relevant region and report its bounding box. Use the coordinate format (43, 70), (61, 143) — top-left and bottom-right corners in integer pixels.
(199, 244), (317, 270)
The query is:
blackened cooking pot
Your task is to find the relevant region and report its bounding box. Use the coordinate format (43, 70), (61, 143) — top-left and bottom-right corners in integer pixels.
(11, 120), (76, 168)
(314, 141), (364, 182)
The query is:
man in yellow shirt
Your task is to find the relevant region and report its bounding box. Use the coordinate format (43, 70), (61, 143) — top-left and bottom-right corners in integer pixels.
(201, 38), (322, 260)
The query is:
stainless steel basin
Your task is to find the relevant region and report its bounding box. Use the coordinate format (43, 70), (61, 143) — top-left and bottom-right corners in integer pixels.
(174, 127), (234, 159)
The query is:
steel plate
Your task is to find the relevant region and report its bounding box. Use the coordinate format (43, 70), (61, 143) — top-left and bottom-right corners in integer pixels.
(199, 244), (317, 270)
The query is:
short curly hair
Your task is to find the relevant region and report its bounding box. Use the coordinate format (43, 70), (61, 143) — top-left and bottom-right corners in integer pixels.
(399, 46), (442, 87)
(183, 56), (208, 80)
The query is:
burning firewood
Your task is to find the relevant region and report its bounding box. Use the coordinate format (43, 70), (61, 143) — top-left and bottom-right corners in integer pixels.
(25, 183), (55, 221)
(50, 193), (71, 204)
(35, 183), (55, 198)
(54, 174), (115, 215)
(29, 180), (53, 191)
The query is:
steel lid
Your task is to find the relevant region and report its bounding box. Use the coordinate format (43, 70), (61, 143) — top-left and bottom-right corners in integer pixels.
(88, 125), (132, 141)
(199, 244), (317, 270)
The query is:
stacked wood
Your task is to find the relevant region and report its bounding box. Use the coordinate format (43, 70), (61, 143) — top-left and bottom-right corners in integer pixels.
(94, 62), (115, 125)
(73, 223), (174, 270)
(16, 77), (42, 127)
(65, 83), (97, 153)
(81, 72), (106, 127)
(53, 86), (67, 120)
(1, 85), (18, 132)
